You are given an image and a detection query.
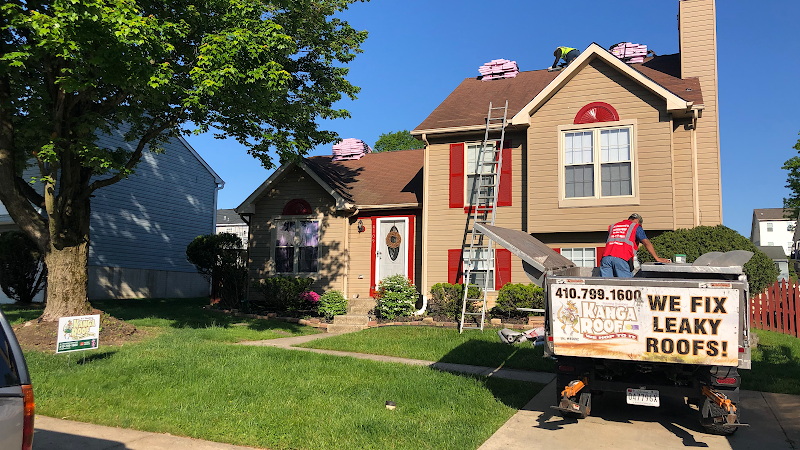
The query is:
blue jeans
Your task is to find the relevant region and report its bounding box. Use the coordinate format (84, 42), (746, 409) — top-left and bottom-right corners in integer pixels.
(599, 256), (632, 278)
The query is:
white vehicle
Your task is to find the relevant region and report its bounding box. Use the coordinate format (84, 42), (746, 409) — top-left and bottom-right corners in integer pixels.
(477, 223), (751, 435)
(0, 308), (35, 450)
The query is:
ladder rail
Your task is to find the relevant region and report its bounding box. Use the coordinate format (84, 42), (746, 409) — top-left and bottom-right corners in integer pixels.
(460, 100), (508, 333)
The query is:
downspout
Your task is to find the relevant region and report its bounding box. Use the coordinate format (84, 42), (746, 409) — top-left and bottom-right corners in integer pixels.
(691, 110), (700, 226)
(417, 133), (430, 315)
(343, 208), (359, 300)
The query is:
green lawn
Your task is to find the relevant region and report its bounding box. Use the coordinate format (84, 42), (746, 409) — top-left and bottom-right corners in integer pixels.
(298, 326), (555, 373)
(743, 328), (800, 395)
(4, 299), (544, 450)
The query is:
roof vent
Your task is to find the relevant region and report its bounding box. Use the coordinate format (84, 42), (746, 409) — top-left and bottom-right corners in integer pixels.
(478, 59), (519, 81)
(332, 138), (373, 161)
(610, 42), (649, 64)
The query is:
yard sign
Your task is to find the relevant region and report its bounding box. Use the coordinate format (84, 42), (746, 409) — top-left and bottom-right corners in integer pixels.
(56, 314), (100, 353)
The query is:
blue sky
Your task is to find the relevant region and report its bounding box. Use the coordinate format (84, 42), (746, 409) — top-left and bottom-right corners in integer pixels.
(187, 0), (800, 237)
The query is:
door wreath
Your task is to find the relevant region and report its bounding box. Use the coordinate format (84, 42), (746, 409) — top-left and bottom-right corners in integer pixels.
(386, 226), (401, 261)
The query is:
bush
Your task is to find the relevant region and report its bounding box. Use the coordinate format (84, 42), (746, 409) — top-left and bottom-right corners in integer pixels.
(374, 275), (418, 320)
(490, 283), (544, 319)
(251, 276), (315, 311)
(186, 233), (247, 309)
(428, 283), (481, 321)
(637, 225), (779, 295)
(0, 231), (47, 304)
(318, 290), (348, 319)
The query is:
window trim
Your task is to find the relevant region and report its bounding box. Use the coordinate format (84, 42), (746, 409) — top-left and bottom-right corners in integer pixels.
(271, 214), (323, 275)
(557, 119), (640, 208)
(463, 141), (497, 207)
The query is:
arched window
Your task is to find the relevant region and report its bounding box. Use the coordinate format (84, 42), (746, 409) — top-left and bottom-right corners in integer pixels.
(282, 199), (312, 215)
(573, 102), (620, 124)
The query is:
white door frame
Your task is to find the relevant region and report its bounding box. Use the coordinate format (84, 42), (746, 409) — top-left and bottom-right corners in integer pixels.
(374, 217), (410, 282)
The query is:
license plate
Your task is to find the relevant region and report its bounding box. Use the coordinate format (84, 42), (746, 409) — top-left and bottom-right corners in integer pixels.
(626, 388), (660, 407)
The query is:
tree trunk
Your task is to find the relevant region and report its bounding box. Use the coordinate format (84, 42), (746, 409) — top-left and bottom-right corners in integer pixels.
(40, 242), (92, 321)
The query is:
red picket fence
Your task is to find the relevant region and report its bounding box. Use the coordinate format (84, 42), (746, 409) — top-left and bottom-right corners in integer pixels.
(750, 279), (800, 338)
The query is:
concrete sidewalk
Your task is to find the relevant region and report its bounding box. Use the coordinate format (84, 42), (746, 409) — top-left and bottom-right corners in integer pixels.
(238, 332), (556, 384)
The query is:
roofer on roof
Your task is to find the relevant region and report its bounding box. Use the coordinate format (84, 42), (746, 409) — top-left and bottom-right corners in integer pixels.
(599, 213), (671, 278)
(552, 46), (580, 69)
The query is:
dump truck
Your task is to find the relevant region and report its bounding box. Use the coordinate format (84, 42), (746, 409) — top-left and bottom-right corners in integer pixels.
(476, 223), (752, 435)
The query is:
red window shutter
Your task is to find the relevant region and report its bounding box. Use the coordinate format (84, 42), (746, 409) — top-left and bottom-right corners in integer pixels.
(596, 246), (606, 267)
(552, 247), (561, 254)
(495, 248), (512, 290)
(449, 143), (465, 208)
(497, 140), (512, 206)
(448, 249), (462, 284)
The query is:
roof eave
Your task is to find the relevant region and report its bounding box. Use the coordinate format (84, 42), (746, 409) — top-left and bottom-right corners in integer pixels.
(411, 122), (525, 138)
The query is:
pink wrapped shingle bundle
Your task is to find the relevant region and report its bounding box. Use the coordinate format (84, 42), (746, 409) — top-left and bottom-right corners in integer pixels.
(610, 42), (648, 64)
(478, 59), (519, 81)
(332, 138), (373, 161)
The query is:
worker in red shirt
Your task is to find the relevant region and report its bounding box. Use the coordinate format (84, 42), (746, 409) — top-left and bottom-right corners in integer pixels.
(599, 213), (670, 277)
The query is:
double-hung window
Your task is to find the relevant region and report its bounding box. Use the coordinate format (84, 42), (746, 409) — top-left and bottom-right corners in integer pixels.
(465, 142), (496, 207)
(275, 219), (319, 273)
(559, 122), (637, 207)
(463, 248), (494, 290)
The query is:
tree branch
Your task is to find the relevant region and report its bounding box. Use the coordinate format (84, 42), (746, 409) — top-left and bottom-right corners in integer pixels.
(14, 176), (45, 208)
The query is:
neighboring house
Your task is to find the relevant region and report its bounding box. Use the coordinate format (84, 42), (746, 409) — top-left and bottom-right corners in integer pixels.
(758, 246), (790, 282)
(0, 128), (224, 303)
(750, 208), (795, 257)
(216, 209), (249, 248)
(238, 0), (723, 308)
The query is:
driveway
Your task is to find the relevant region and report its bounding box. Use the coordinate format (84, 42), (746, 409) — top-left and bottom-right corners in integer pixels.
(479, 381), (799, 450)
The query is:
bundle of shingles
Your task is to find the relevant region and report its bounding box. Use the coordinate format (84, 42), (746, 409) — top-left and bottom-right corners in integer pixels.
(478, 59), (519, 81)
(610, 42), (648, 64)
(332, 138), (373, 161)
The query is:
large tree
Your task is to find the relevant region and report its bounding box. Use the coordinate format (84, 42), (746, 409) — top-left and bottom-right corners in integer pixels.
(0, 0), (367, 321)
(782, 131), (800, 219)
(373, 129), (423, 152)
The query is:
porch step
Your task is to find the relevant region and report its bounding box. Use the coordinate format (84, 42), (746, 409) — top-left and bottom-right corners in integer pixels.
(348, 298), (376, 315)
(327, 323), (370, 334)
(332, 314), (371, 325)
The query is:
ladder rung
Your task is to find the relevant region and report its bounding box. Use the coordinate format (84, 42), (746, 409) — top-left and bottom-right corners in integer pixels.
(463, 312), (484, 316)
(461, 326), (483, 330)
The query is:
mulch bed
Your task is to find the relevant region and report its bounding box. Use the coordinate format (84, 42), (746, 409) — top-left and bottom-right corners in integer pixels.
(12, 309), (142, 352)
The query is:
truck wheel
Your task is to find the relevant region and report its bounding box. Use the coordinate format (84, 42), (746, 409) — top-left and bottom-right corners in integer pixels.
(701, 398), (739, 436)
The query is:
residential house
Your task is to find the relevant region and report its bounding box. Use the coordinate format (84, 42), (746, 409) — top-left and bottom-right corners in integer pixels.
(0, 128), (223, 303)
(238, 0), (723, 308)
(757, 246), (790, 282)
(217, 209), (249, 248)
(750, 208), (795, 257)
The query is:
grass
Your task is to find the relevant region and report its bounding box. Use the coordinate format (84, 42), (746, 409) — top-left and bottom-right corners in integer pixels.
(743, 328), (800, 395)
(7, 298), (544, 450)
(297, 326), (555, 372)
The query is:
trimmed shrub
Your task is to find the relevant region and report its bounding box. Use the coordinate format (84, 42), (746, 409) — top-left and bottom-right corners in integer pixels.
(251, 276), (315, 311)
(0, 231), (47, 304)
(428, 283), (481, 321)
(490, 283), (544, 319)
(374, 275), (418, 320)
(637, 225), (779, 295)
(318, 290), (348, 319)
(186, 233), (247, 309)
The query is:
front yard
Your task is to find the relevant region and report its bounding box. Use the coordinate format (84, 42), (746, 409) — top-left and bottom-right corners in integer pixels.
(3, 299), (543, 450)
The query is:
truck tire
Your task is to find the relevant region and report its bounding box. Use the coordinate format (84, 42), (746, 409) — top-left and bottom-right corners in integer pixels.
(701, 398), (739, 436)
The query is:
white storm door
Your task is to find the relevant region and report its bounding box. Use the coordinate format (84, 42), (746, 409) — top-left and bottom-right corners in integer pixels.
(375, 218), (408, 283)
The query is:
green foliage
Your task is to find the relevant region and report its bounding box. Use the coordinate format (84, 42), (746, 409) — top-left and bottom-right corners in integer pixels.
(490, 283), (544, 319)
(186, 233), (247, 309)
(428, 283), (481, 321)
(374, 275), (418, 320)
(251, 276), (315, 312)
(373, 130), (424, 152)
(637, 225), (779, 295)
(0, 231), (47, 304)
(782, 131), (800, 219)
(318, 290), (348, 319)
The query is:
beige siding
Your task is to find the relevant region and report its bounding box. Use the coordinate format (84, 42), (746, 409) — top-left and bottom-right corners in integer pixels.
(527, 59), (675, 233)
(680, 0), (722, 225)
(248, 166), (347, 299)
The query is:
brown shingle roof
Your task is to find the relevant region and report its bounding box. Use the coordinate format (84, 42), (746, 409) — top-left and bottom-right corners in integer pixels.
(304, 149), (423, 207)
(753, 208), (794, 221)
(414, 53), (702, 132)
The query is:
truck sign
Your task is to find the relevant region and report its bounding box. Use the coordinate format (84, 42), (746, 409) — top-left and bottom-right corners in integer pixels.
(550, 281), (739, 366)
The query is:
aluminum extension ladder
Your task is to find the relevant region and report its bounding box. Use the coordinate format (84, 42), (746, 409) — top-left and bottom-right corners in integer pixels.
(459, 100), (508, 333)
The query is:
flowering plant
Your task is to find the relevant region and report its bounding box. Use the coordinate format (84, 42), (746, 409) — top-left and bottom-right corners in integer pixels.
(300, 291), (320, 304)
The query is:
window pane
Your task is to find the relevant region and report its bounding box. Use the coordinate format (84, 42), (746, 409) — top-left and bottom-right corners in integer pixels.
(601, 162), (632, 196)
(600, 128), (630, 162)
(561, 247), (596, 268)
(565, 131), (592, 165)
(275, 247), (294, 273)
(467, 142), (495, 175)
(276, 221), (295, 247)
(299, 221), (319, 247)
(298, 247), (318, 272)
(565, 165), (594, 198)
(467, 175), (494, 206)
